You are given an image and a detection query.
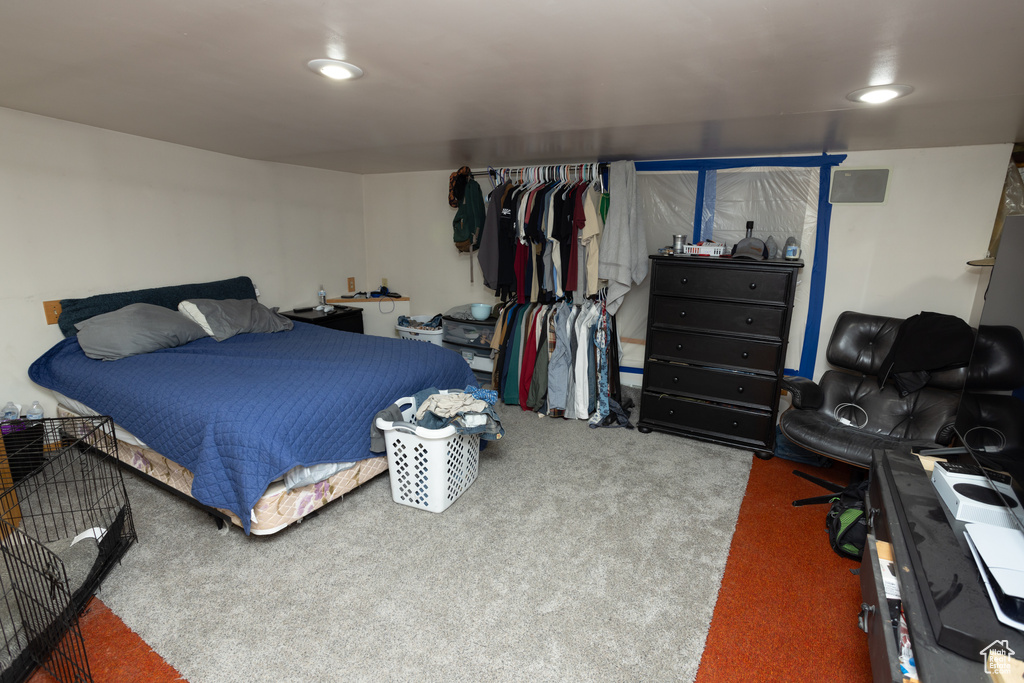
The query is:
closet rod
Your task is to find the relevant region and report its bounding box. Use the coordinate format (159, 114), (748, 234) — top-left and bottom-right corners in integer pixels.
(468, 162), (608, 178)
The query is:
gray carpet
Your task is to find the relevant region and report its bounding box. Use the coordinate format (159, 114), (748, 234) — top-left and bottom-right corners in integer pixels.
(97, 395), (753, 683)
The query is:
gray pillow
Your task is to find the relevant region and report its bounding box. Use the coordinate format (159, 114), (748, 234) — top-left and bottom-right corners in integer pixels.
(178, 299), (293, 342)
(75, 303), (209, 360)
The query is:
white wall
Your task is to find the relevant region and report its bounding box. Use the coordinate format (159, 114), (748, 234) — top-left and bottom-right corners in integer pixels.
(1, 104), (1011, 415)
(0, 107), (365, 416)
(364, 145), (1012, 384)
(362, 171), (498, 316)
(815, 144), (1009, 378)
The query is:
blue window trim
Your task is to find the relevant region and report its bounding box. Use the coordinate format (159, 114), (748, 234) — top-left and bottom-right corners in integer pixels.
(693, 170), (706, 242)
(635, 153), (847, 378)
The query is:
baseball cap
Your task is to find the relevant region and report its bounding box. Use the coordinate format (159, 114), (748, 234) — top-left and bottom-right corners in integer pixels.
(732, 237), (768, 260)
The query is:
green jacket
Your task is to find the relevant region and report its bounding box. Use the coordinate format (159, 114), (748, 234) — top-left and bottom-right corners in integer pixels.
(453, 178), (485, 252)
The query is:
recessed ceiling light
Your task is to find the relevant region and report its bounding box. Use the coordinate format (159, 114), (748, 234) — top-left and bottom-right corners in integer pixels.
(307, 59), (363, 81)
(846, 84), (914, 104)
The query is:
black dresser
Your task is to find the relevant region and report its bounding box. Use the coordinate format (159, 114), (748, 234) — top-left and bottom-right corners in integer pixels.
(637, 255), (803, 456)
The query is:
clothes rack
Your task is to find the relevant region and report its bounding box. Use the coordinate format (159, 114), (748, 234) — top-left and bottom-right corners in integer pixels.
(487, 296), (623, 425)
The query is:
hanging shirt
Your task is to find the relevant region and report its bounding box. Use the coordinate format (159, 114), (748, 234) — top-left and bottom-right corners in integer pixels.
(527, 306), (554, 412)
(573, 303), (601, 419)
(496, 185), (519, 297)
(563, 304), (582, 419)
(479, 181), (511, 291)
(599, 161), (647, 315)
(518, 305), (544, 410)
(566, 184), (586, 291)
(546, 302), (573, 414)
(502, 305), (529, 405)
(581, 183), (605, 297)
(496, 304), (520, 395)
(555, 184), (577, 292)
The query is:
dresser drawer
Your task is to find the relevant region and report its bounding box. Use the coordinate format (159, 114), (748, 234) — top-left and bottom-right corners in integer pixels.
(647, 329), (781, 374)
(859, 536), (903, 683)
(652, 262), (792, 304)
(640, 392), (773, 448)
(651, 297), (786, 340)
(442, 318), (495, 350)
(645, 361), (777, 411)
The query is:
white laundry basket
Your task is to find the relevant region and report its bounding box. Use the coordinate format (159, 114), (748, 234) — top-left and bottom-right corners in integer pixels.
(375, 392), (480, 512)
(395, 315), (444, 345)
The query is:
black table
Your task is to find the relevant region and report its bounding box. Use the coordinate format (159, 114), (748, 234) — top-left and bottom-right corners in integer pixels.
(861, 449), (1024, 681)
(281, 306), (363, 334)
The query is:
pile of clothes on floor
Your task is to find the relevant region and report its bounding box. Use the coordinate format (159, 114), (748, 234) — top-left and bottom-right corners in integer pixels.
(370, 386), (503, 453)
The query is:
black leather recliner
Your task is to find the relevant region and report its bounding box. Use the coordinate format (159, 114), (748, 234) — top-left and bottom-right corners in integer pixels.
(779, 311), (1024, 471)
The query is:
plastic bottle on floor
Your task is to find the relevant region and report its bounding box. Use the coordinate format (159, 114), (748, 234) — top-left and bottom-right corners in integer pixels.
(2, 402), (18, 420)
(26, 401), (44, 420)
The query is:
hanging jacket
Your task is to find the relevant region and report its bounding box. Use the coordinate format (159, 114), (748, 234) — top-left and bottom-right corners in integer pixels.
(477, 181), (509, 289)
(453, 177), (486, 253)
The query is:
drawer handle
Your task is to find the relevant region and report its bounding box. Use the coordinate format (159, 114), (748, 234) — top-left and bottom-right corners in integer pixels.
(676, 344), (682, 350)
(672, 376), (679, 383)
(736, 386), (744, 394)
(732, 421), (739, 427)
(680, 277), (688, 285)
(668, 409), (675, 416)
(858, 603), (875, 634)
(741, 351), (749, 359)
(749, 283), (757, 290)
(745, 317), (753, 325)
(679, 311), (687, 318)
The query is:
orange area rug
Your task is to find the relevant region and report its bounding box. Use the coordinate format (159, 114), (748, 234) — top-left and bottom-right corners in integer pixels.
(696, 455), (874, 683)
(27, 597), (183, 683)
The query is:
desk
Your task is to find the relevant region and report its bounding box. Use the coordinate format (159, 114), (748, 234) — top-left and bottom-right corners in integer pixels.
(861, 450), (1024, 682)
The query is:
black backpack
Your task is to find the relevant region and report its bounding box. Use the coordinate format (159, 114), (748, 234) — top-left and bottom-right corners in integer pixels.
(826, 480), (870, 560)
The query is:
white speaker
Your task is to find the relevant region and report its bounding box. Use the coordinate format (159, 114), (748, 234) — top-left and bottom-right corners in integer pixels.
(830, 168), (890, 204)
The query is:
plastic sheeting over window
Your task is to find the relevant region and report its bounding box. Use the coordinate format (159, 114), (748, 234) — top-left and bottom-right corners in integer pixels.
(614, 155), (845, 378)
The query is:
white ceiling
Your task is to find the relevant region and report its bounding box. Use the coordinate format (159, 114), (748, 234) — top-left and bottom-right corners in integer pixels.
(2, 0), (1023, 174)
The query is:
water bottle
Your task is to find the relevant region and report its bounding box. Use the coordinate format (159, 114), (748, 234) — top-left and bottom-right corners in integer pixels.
(2, 402), (18, 421)
(26, 401), (44, 420)
(318, 285), (327, 306)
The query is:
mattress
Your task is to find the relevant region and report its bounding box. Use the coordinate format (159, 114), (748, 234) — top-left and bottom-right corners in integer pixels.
(57, 404), (388, 535)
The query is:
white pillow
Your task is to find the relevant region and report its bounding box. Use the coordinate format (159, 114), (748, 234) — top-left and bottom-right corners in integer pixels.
(177, 300), (215, 336)
(178, 299), (293, 342)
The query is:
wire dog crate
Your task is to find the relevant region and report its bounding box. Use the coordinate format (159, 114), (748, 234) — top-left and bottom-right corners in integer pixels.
(0, 416), (137, 683)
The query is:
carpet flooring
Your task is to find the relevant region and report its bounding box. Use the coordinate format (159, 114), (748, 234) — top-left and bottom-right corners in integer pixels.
(696, 456), (873, 682)
(24, 411), (874, 682)
(43, 401), (751, 682)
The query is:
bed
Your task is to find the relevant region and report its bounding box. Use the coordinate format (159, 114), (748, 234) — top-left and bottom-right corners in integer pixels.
(28, 276), (476, 535)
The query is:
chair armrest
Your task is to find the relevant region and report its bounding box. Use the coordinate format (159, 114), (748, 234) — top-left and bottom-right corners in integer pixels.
(782, 375), (824, 410)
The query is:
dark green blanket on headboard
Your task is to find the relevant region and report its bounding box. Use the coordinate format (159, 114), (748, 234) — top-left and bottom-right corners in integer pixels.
(58, 276), (257, 337)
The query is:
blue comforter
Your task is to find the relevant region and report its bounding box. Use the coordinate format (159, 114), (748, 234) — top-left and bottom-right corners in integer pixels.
(29, 324), (476, 533)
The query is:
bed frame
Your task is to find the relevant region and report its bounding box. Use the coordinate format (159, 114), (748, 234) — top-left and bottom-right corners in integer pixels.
(57, 405), (387, 535)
